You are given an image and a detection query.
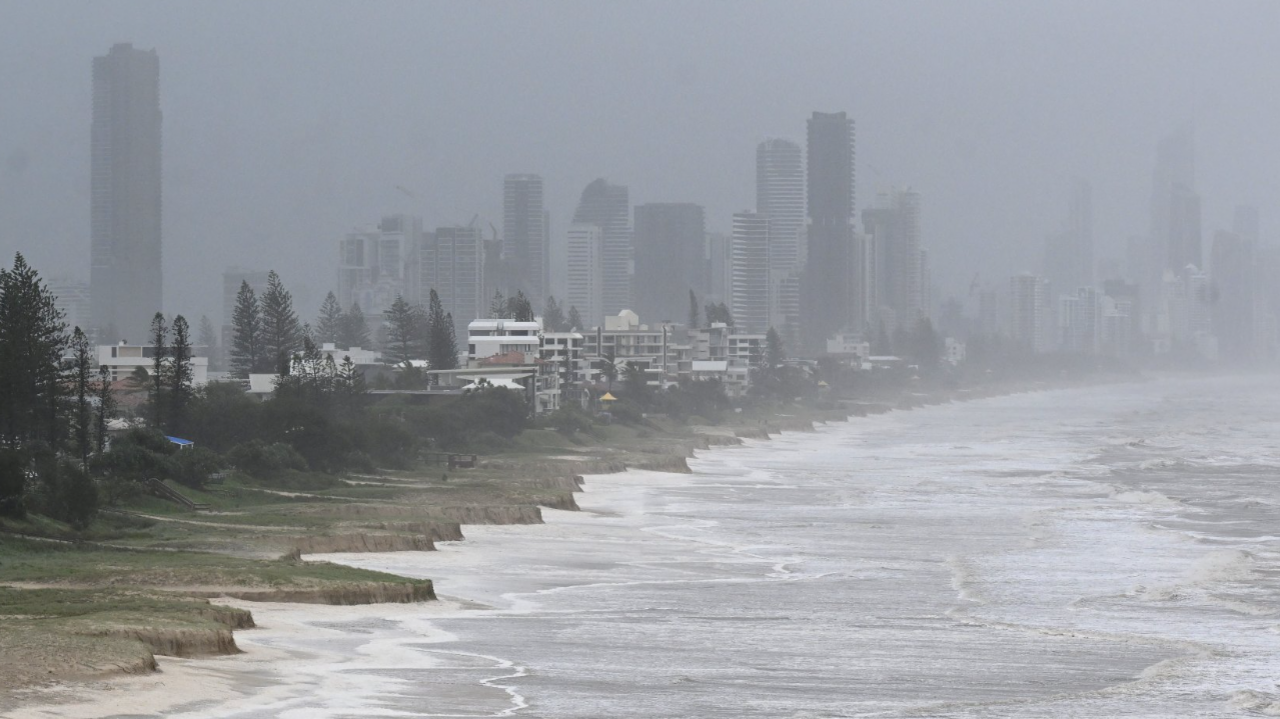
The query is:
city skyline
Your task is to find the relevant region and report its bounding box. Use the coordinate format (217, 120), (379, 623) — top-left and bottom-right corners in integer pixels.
(3, 2), (1278, 323)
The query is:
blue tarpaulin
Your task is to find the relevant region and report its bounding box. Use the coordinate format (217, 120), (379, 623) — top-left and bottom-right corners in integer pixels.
(165, 436), (194, 448)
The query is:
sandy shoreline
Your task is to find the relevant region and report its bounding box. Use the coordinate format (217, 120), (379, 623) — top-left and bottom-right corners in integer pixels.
(5, 383), (1130, 717)
(4, 467), (706, 718)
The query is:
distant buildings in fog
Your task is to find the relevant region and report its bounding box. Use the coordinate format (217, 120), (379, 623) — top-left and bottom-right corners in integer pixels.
(633, 203), (705, 325)
(316, 109), (941, 359)
(802, 111), (857, 352)
(572, 179), (632, 319)
(56, 42), (1272, 369)
(986, 128), (1275, 365)
(501, 174), (549, 305)
(307, 112), (1272, 368)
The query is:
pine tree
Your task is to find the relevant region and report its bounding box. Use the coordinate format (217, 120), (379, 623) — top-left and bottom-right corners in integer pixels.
(764, 326), (785, 369)
(70, 327), (94, 467)
(198, 314), (219, 371)
(490, 290), (507, 319)
(338, 303), (371, 349)
(336, 355), (368, 414)
(230, 281), (263, 379)
(383, 295), (422, 364)
(689, 290), (700, 328)
(0, 253), (68, 445)
(874, 319), (892, 356)
(148, 312), (168, 428)
(275, 336), (337, 404)
(510, 291), (534, 322)
(567, 305), (583, 332)
(315, 291), (344, 345)
(442, 313), (459, 369)
(543, 296), (566, 332)
(260, 270), (303, 375)
(425, 290), (459, 370)
(718, 303), (735, 328)
(704, 303), (715, 325)
(168, 315), (194, 435)
(94, 364), (116, 454)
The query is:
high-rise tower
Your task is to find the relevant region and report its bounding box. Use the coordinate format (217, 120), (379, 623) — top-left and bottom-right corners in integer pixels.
(1043, 180), (1094, 298)
(572, 179), (631, 315)
(862, 189), (923, 332)
(633, 203), (705, 324)
(90, 43), (162, 342)
(802, 112), (856, 349)
(756, 138), (805, 274)
(730, 212), (771, 333)
(502, 174), (548, 304)
(757, 138), (805, 347)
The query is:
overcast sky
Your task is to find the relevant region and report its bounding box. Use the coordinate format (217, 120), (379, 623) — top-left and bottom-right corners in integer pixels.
(1, 0), (1277, 321)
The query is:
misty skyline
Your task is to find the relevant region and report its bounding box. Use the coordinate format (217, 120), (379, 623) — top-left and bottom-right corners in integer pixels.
(1, 0), (1277, 320)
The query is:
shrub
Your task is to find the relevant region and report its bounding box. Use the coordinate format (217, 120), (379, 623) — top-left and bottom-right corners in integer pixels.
(0, 449), (27, 518)
(28, 456), (98, 530)
(91, 426), (182, 492)
(169, 447), (225, 489)
(546, 406), (595, 437)
(344, 451), (376, 473)
(226, 440), (309, 479)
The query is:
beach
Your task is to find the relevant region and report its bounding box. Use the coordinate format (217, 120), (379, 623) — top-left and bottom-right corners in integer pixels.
(11, 374), (1280, 717)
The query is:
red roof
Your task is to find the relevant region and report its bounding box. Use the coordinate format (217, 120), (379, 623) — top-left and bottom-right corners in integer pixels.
(479, 351), (529, 366)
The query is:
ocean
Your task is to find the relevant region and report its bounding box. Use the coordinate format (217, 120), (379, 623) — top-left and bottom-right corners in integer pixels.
(154, 375), (1280, 717)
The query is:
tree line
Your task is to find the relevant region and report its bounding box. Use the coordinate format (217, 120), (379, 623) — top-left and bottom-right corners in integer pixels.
(0, 254), (114, 527)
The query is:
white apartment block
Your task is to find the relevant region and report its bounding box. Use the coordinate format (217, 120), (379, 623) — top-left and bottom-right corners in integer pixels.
(1010, 273), (1054, 354)
(731, 212), (771, 334)
(97, 343), (209, 386)
(565, 223), (604, 329)
(467, 319), (542, 363)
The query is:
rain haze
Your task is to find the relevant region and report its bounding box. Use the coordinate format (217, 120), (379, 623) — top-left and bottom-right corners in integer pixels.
(6, 3), (1280, 718)
(1, 0), (1277, 316)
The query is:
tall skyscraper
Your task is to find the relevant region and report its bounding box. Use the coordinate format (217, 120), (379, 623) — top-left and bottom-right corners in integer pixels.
(1167, 185), (1202, 273)
(422, 226), (486, 338)
(1210, 230), (1257, 361)
(90, 43), (162, 342)
(1043, 179), (1094, 297)
(802, 111), (856, 349)
(862, 189), (923, 332)
(565, 224), (604, 328)
(502, 174), (549, 304)
(1010, 273), (1053, 353)
(705, 232), (733, 306)
(633, 203), (706, 324)
(1145, 129), (1200, 290)
(1135, 128), (1201, 339)
(757, 138), (806, 273)
(48, 279), (93, 339)
(730, 212), (771, 333)
(757, 138), (805, 348)
(572, 179), (631, 315)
